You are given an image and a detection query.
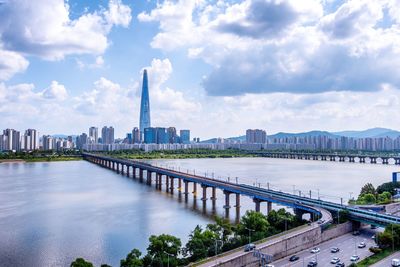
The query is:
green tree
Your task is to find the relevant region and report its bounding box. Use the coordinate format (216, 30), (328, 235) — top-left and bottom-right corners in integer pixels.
(377, 191), (392, 204)
(377, 182), (400, 195)
(206, 216), (233, 243)
(70, 258), (94, 267)
(144, 234), (181, 267)
(267, 209), (295, 232)
(120, 248), (143, 267)
(184, 225), (218, 261)
(362, 193), (376, 204)
(236, 211), (270, 244)
(360, 183), (376, 196)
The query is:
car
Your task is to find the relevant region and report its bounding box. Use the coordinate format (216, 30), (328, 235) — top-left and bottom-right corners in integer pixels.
(311, 247), (320, 253)
(358, 242), (366, 248)
(350, 255), (360, 261)
(265, 265), (275, 267)
(371, 234), (376, 239)
(392, 258), (400, 267)
(307, 260), (318, 267)
(317, 219), (325, 224)
(352, 231), (360, 236)
(331, 247), (340, 253)
(335, 262), (345, 267)
(289, 255), (300, 262)
(244, 243), (256, 252)
(331, 257), (340, 264)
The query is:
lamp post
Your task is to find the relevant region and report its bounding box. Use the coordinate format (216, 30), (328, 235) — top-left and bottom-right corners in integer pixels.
(245, 227), (255, 244)
(164, 251), (173, 267)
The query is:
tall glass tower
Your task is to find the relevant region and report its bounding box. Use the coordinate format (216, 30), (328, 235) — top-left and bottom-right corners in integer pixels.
(139, 69), (151, 139)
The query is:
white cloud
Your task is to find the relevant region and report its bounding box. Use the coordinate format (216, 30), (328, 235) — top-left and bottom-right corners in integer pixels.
(41, 81), (68, 101)
(0, 0), (132, 81)
(0, 48), (29, 81)
(139, 0), (400, 96)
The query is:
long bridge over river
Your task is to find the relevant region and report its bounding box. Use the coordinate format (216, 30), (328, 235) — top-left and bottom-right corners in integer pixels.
(83, 153), (400, 227)
(252, 151), (400, 164)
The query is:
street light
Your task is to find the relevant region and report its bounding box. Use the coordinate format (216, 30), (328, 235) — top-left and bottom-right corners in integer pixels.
(245, 227), (255, 244)
(164, 251), (174, 267)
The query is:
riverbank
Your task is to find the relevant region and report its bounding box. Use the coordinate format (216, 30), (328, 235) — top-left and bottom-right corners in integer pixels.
(107, 148), (258, 160)
(0, 156), (82, 163)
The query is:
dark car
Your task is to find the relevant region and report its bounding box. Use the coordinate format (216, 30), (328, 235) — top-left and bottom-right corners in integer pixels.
(244, 243), (256, 252)
(331, 247), (340, 253)
(335, 262), (345, 267)
(352, 231), (360, 236)
(289, 255), (300, 262)
(307, 260), (318, 267)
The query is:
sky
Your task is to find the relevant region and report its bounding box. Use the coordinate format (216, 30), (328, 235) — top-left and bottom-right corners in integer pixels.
(0, 0), (400, 139)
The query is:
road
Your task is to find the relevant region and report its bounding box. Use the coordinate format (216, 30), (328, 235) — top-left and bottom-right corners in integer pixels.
(272, 228), (378, 267)
(370, 251), (400, 267)
(197, 207), (332, 267)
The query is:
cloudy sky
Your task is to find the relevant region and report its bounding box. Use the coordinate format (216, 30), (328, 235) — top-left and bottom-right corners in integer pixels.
(1, 0), (400, 139)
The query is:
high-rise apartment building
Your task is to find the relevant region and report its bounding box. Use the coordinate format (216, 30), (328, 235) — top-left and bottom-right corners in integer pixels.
(139, 69), (151, 139)
(180, 130), (190, 144)
(2, 129), (20, 151)
(42, 135), (54, 150)
(132, 127), (140, 143)
(76, 133), (88, 149)
(89, 127), (98, 144)
(167, 127), (177, 144)
(101, 126), (114, 144)
(246, 129), (266, 144)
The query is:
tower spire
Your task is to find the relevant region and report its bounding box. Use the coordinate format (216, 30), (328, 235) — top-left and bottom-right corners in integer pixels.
(139, 69), (151, 140)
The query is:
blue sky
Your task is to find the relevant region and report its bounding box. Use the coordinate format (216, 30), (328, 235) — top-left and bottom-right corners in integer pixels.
(0, 0), (400, 139)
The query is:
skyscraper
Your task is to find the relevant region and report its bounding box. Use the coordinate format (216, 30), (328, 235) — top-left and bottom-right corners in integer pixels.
(101, 126), (114, 144)
(89, 127), (98, 144)
(139, 69), (151, 139)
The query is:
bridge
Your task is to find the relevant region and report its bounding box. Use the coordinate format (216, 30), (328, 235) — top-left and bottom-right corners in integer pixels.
(252, 151), (400, 165)
(82, 153), (400, 227)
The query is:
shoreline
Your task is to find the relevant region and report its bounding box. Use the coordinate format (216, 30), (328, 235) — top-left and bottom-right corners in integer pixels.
(0, 157), (82, 163)
(0, 159), (26, 163)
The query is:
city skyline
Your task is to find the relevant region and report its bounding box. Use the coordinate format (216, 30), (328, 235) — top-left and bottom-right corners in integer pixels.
(1, 1), (400, 139)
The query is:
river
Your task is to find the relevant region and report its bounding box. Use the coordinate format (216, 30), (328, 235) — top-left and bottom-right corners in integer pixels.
(0, 158), (397, 266)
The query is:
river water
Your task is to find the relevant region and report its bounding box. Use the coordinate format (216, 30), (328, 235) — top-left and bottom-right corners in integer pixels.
(0, 158), (397, 266)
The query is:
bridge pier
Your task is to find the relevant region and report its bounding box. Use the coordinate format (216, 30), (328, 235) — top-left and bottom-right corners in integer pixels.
(184, 180), (189, 195)
(121, 164), (124, 174)
(139, 169), (144, 183)
(330, 156), (335, 161)
(192, 182), (197, 198)
(370, 157), (377, 164)
(267, 201), (272, 214)
(349, 156), (355, 163)
(359, 157), (365, 163)
(126, 166), (129, 177)
(223, 191), (231, 209)
(146, 171), (152, 185)
(395, 158), (400, 165)
(211, 187), (217, 207)
(165, 176), (169, 192)
(339, 156), (345, 162)
(382, 158), (389, 164)
(254, 198), (261, 212)
(235, 193), (241, 214)
(201, 185), (207, 201)
(170, 177), (175, 194)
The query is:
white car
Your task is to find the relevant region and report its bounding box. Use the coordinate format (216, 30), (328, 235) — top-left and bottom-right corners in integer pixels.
(350, 255), (360, 261)
(311, 247), (320, 253)
(358, 242), (366, 248)
(392, 258), (400, 267)
(330, 257), (340, 264)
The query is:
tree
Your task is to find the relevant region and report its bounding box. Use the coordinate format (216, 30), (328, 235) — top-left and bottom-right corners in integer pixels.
(184, 225), (218, 261)
(362, 193), (376, 204)
(70, 258), (94, 267)
(377, 191), (392, 204)
(120, 248), (143, 267)
(236, 211), (270, 244)
(377, 182), (400, 195)
(144, 234), (181, 267)
(360, 183), (376, 196)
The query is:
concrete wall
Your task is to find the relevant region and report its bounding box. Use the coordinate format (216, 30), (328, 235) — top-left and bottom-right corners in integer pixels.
(385, 202), (400, 215)
(215, 222), (354, 267)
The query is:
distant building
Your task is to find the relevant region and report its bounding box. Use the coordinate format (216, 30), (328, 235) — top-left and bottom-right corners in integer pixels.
(21, 129), (38, 151)
(125, 133), (132, 144)
(144, 127), (156, 144)
(101, 126), (114, 144)
(89, 127), (98, 144)
(76, 133), (88, 149)
(132, 127), (141, 143)
(42, 135), (54, 150)
(180, 130), (190, 144)
(246, 129), (266, 144)
(167, 127), (177, 144)
(2, 129), (20, 151)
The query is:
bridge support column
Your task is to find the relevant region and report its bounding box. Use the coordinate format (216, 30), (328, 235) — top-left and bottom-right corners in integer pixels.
(339, 156), (345, 162)
(184, 180), (189, 195)
(349, 157), (355, 163)
(371, 157), (377, 164)
(382, 158), (389, 164)
(395, 158), (400, 165)
(146, 171), (152, 185)
(254, 198), (261, 212)
(235, 193), (240, 214)
(121, 164), (124, 174)
(165, 176), (169, 192)
(267, 201), (272, 214)
(178, 178), (182, 193)
(360, 157), (365, 163)
(126, 166), (130, 177)
(294, 208), (304, 221)
(211, 187), (216, 207)
(201, 185), (207, 201)
(132, 167), (136, 179)
(112, 162), (115, 170)
(170, 177), (174, 194)
(139, 169), (143, 183)
(223, 191), (231, 209)
(193, 182), (197, 198)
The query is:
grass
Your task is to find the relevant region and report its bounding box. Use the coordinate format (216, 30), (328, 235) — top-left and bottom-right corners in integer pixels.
(355, 248), (397, 266)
